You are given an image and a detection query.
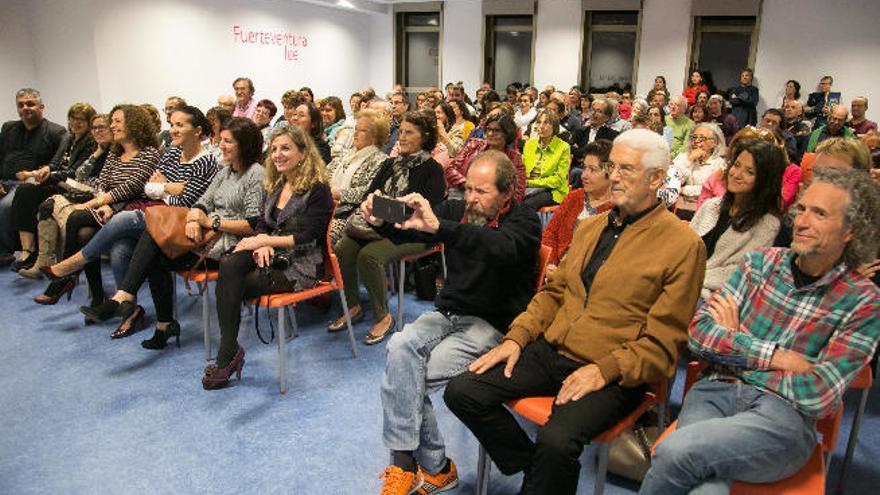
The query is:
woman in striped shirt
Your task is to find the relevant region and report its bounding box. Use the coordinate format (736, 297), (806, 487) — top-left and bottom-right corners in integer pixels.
(76, 118), (265, 347)
(42, 106), (219, 305)
(34, 104), (161, 306)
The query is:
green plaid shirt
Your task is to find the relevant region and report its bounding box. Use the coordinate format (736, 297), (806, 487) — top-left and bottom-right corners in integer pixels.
(689, 248), (879, 419)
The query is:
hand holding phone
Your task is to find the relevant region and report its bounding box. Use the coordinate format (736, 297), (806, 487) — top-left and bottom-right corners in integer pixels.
(372, 195), (414, 225)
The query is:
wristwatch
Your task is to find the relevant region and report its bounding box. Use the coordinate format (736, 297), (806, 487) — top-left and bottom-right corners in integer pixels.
(211, 215), (221, 232)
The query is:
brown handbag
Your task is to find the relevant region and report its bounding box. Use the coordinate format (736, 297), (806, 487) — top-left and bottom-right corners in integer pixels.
(144, 206), (218, 260)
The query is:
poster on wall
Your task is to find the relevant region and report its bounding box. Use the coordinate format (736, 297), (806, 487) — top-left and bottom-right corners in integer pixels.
(232, 25), (309, 61)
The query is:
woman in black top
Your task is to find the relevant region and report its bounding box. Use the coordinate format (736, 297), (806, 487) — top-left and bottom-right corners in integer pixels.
(289, 101), (332, 164)
(203, 124), (333, 390)
(10, 103), (97, 271)
(331, 110), (446, 345)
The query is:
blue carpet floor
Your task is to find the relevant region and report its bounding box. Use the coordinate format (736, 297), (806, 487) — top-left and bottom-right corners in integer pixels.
(1, 268), (878, 494)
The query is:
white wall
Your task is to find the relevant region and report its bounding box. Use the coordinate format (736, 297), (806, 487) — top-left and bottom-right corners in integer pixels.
(635, 0), (692, 99)
(755, 0), (880, 120)
(368, 11), (394, 97)
(441, 0), (482, 94)
(4, 0), (377, 124)
(0, 0), (38, 121)
(532, 0), (582, 91)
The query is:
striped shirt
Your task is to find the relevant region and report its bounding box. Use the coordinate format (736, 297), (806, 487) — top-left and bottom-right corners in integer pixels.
(689, 248), (880, 419)
(96, 146), (160, 203)
(148, 146), (218, 207)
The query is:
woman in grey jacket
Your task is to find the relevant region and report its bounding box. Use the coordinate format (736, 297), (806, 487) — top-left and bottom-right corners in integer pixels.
(690, 139), (786, 300)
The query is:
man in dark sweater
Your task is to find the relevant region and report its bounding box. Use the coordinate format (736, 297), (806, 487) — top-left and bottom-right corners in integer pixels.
(0, 88), (67, 265)
(371, 150), (541, 495)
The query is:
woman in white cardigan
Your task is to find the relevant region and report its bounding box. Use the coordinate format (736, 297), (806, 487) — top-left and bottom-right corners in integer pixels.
(690, 139), (786, 300)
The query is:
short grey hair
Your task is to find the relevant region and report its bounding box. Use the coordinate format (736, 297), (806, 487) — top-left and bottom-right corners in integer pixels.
(594, 98), (614, 118)
(670, 95), (688, 108)
(613, 128), (671, 172)
(708, 94), (725, 105)
(852, 96), (869, 107)
(15, 88), (41, 102)
(806, 167), (880, 269)
(689, 123), (727, 160)
(368, 98), (393, 114)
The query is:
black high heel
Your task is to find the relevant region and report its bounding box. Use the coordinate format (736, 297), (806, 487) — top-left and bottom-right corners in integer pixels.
(141, 321), (181, 350)
(110, 303), (145, 339)
(11, 251), (38, 272)
(34, 277), (77, 305)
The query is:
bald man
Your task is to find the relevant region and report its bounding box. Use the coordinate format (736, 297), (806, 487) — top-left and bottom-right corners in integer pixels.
(806, 104), (857, 153)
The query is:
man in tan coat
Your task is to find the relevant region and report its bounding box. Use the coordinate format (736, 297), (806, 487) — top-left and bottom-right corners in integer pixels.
(445, 129), (706, 494)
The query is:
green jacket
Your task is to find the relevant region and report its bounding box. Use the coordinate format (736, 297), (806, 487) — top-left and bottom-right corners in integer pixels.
(806, 125), (857, 153)
(522, 135), (571, 204)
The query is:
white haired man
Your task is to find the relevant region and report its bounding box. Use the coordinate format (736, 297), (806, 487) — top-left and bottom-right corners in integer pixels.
(665, 95), (695, 157)
(445, 129), (707, 494)
(641, 167), (880, 494)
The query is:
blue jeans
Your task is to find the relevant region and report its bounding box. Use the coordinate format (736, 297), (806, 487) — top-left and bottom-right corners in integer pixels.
(81, 210), (143, 287)
(0, 184), (18, 254)
(381, 310), (502, 474)
(640, 380), (817, 495)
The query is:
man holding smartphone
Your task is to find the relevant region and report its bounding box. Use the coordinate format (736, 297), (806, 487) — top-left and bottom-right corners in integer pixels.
(365, 150), (541, 495)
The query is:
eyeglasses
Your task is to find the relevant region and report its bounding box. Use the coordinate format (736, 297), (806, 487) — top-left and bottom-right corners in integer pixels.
(485, 126), (503, 135)
(692, 135), (715, 143)
(608, 163), (639, 177)
(91, 124), (109, 131)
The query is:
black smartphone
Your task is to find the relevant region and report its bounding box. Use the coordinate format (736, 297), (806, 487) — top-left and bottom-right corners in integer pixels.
(372, 195), (414, 224)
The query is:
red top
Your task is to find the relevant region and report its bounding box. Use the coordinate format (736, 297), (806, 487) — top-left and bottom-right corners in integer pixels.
(542, 188), (613, 264)
(683, 85), (708, 106)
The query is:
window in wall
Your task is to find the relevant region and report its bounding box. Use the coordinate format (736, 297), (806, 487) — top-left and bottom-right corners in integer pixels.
(484, 15), (534, 92)
(690, 16), (757, 94)
(581, 11), (641, 93)
(396, 11), (442, 96)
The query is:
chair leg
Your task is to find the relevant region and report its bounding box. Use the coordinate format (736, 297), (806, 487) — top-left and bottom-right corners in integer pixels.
(594, 443), (609, 495)
(338, 287), (358, 358)
(476, 444), (490, 495)
(172, 273), (178, 320)
(286, 305), (297, 340)
(278, 307), (287, 394)
(397, 259), (405, 330)
(440, 250), (448, 279)
(202, 282), (211, 362)
(835, 387), (871, 494)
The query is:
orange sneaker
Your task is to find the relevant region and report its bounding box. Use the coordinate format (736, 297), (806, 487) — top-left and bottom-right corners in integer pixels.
(379, 465), (423, 495)
(418, 460), (459, 494)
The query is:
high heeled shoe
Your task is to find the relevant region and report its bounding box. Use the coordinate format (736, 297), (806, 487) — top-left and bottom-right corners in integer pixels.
(40, 265), (81, 282)
(80, 299), (122, 322)
(34, 277), (77, 305)
(11, 251), (38, 272)
(110, 303), (145, 339)
(141, 321), (181, 350)
(202, 346), (246, 390)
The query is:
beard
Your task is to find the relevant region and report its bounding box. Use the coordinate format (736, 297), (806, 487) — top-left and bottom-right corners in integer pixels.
(465, 196), (505, 226)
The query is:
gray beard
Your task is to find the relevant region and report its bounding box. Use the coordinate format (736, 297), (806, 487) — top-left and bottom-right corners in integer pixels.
(466, 213), (489, 226)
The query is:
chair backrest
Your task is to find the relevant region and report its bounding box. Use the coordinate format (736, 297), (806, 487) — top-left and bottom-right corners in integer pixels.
(322, 202), (339, 283)
(536, 244), (553, 291)
(800, 153), (816, 184)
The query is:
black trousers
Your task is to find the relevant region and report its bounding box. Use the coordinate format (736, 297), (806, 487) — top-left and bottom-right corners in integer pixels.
(10, 182), (62, 234)
(443, 338), (646, 495)
(64, 209), (103, 301)
(120, 230), (218, 324)
(215, 250), (298, 367)
(523, 189), (557, 210)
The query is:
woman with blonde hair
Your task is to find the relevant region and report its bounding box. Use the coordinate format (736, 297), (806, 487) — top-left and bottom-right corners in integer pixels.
(203, 125), (333, 389)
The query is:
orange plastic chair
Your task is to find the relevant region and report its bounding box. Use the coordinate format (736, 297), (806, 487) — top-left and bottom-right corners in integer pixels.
(535, 245), (552, 291)
(833, 363), (875, 494)
(475, 380), (668, 495)
(651, 361), (855, 494)
(800, 153), (817, 184)
(393, 244), (447, 328)
(249, 205), (358, 394)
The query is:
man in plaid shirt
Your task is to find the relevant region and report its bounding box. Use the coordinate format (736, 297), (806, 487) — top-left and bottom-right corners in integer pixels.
(641, 167), (880, 494)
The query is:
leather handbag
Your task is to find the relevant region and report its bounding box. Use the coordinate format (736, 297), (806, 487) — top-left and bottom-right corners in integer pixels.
(144, 206), (218, 260)
(606, 408), (660, 482)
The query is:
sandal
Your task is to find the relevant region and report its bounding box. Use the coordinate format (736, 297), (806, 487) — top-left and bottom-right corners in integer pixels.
(363, 315), (395, 345)
(328, 306), (364, 332)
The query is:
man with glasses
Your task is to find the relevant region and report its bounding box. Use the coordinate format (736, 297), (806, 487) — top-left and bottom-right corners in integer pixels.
(445, 129), (706, 494)
(806, 104), (857, 153)
(158, 96), (187, 149)
(0, 88), (66, 266)
(387, 92), (410, 154)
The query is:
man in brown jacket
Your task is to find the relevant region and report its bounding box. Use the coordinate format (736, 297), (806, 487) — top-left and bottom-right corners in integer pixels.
(444, 129), (706, 494)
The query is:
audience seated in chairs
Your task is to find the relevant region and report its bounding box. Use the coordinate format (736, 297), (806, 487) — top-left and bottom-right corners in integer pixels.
(390, 109), (450, 170)
(641, 167), (880, 494)
(40, 105), (219, 301)
(522, 109), (571, 209)
(332, 110), (446, 345)
(369, 150), (541, 495)
(9, 102), (97, 273)
(76, 117), (265, 347)
(445, 112), (525, 202)
(287, 100), (332, 164)
(444, 129), (706, 495)
(326, 109), (389, 247)
(689, 139), (785, 301)
(35, 104), (161, 307)
(672, 123), (727, 207)
(544, 139), (613, 273)
(203, 124), (333, 390)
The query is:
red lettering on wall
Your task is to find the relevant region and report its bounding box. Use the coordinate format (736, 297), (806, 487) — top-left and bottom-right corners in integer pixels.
(231, 24), (310, 62)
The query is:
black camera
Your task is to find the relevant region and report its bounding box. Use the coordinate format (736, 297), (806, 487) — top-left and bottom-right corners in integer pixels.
(270, 253), (290, 271)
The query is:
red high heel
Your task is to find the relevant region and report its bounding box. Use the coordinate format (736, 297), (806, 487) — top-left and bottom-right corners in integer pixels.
(202, 346), (246, 390)
(34, 277), (77, 305)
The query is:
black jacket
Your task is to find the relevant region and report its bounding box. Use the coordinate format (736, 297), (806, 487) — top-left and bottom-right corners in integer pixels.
(571, 125), (619, 164)
(382, 200), (542, 330)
